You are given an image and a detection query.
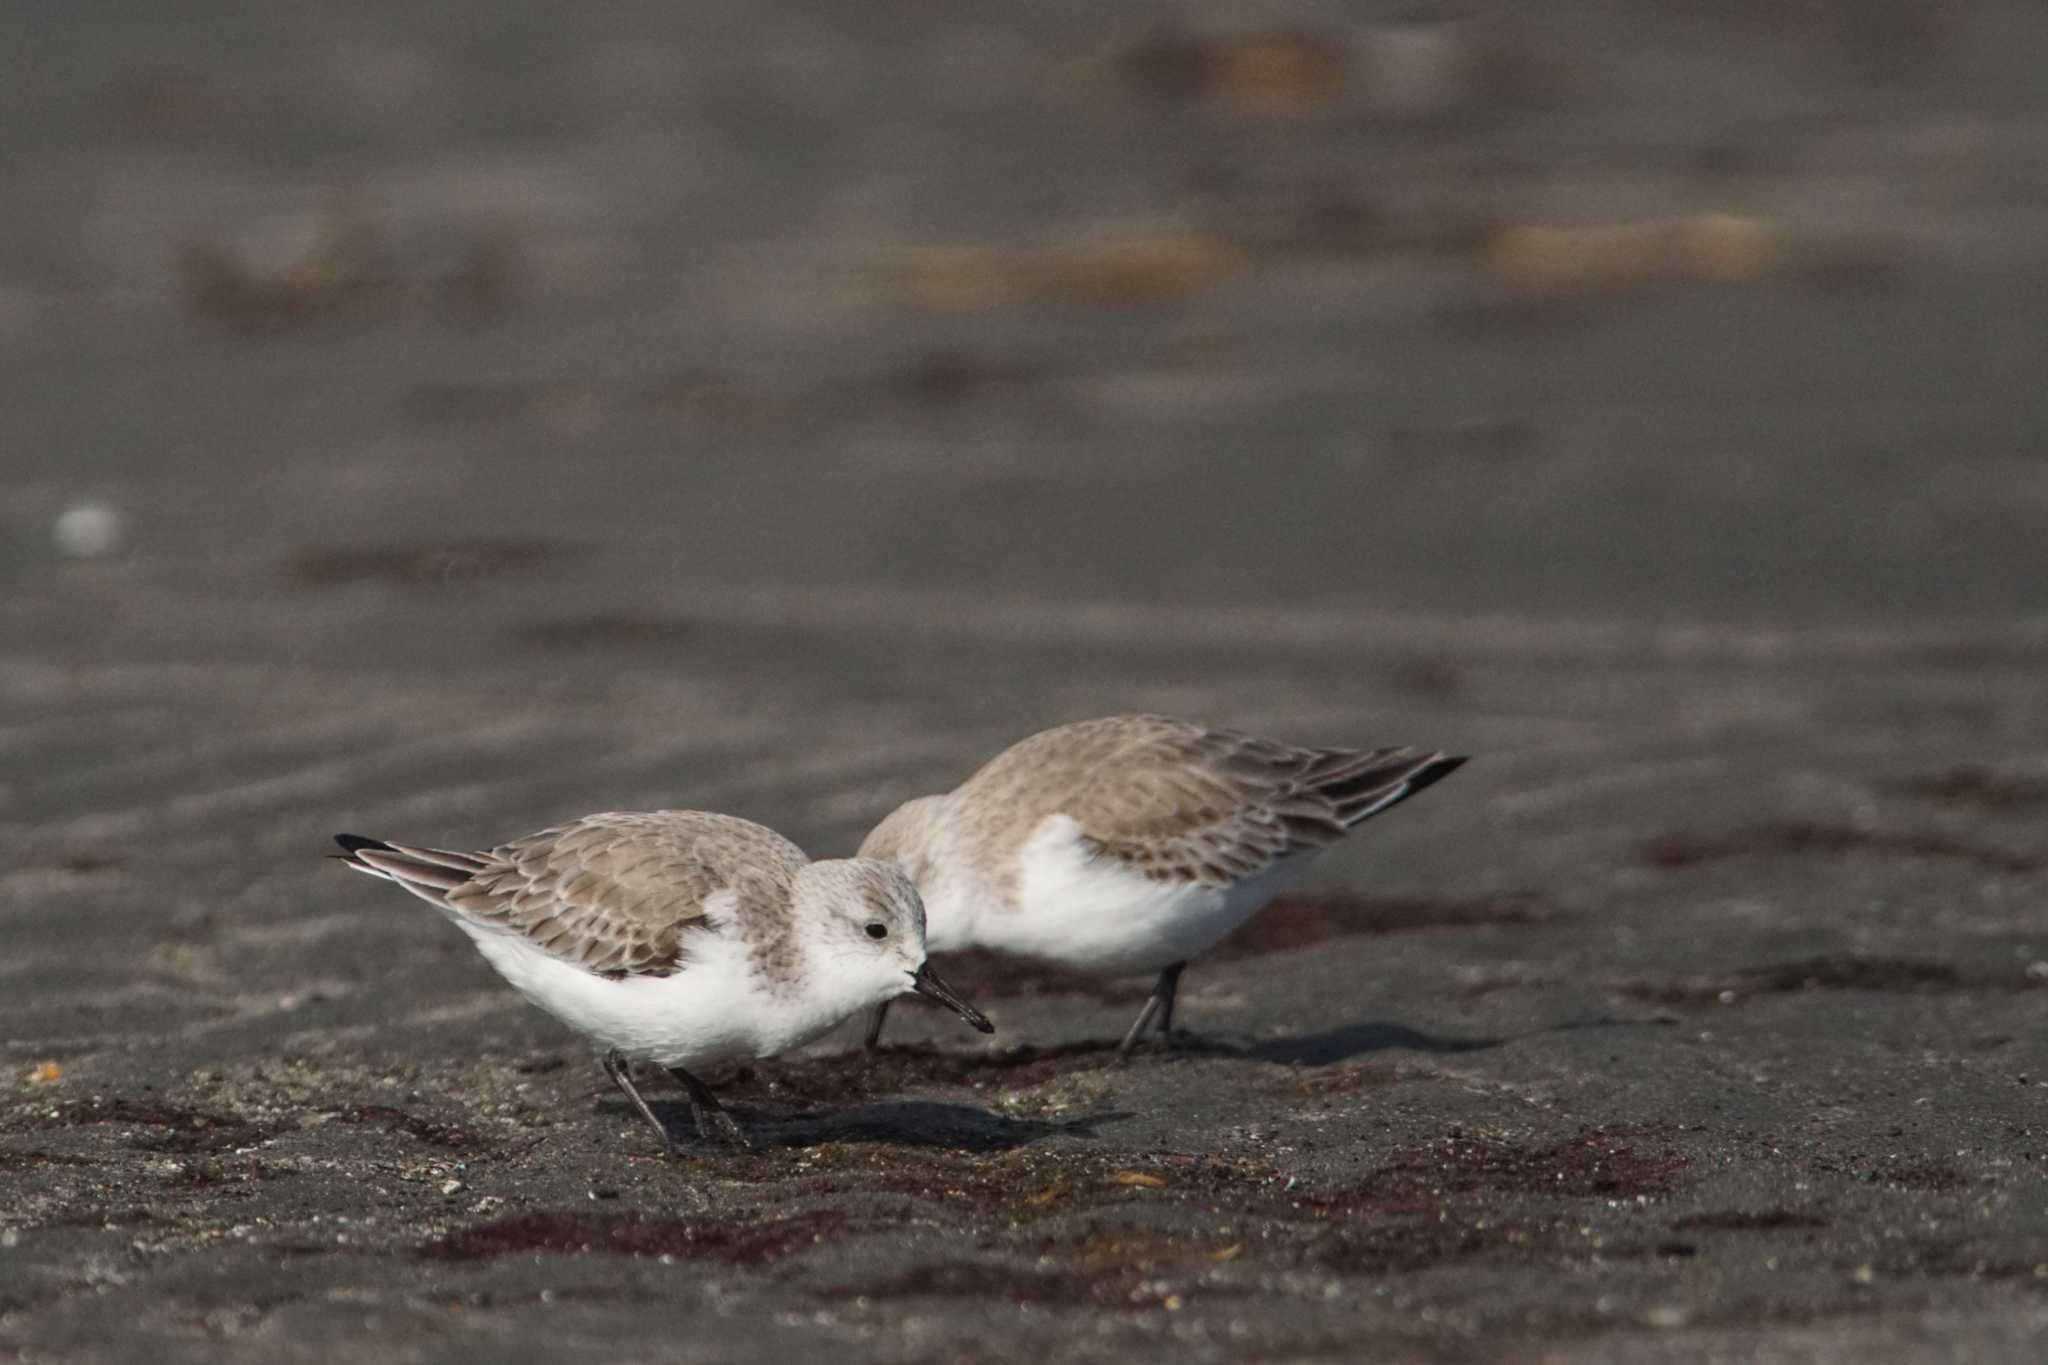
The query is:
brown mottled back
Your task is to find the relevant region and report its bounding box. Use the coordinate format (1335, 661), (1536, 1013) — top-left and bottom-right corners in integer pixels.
(352, 811), (807, 978)
(944, 715), (1459, 889)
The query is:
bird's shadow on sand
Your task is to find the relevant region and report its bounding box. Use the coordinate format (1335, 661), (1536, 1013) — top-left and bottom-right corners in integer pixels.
(610, 1096), (1125, 1154)
(603, 1012), (1660, 1149)
(911, 1010), (1656, 1071)
(756, 1099), (1125, 1151)
(1241, 1020), (1503, 1067)
(1230, 1011), (1668, 1067)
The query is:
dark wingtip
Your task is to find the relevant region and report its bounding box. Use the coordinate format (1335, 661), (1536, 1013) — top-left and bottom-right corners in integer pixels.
(1404, 754), (1468, 798)
(333, 833), (391, 855)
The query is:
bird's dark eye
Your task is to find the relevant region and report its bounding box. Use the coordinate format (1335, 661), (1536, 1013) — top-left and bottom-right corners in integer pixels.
(864, 922), (888, 940)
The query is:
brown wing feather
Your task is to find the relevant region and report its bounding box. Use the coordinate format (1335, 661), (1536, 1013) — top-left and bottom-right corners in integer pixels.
(343, 811), (807, 978)
(955, 715), (1459, 887)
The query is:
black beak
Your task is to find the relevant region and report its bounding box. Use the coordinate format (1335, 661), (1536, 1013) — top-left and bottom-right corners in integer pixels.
(908, 962), (994, 1034)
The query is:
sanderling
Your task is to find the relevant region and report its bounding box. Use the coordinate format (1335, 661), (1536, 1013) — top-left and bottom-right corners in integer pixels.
(332, 810), (993, 1154)
(858, 715), (1463, 1056)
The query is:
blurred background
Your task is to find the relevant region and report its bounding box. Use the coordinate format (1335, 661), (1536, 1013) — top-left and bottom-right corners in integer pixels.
(7, 0), (2048, 988)
(11, 0), (2048, 978)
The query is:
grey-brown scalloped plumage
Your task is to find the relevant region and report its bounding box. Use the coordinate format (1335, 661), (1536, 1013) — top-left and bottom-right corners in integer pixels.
(968, 714), (1459, 886)
(336, 811), (807, 980)
(858, 714), (1465, 1055)
(863, 714), (1465, 897)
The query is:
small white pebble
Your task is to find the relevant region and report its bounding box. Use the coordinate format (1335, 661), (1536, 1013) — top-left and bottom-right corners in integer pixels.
(440, 1178), (465, 1196)
(52, 502), (124, 559)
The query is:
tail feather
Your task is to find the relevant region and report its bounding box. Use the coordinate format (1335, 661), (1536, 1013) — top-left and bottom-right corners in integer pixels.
(332, 833), (484, 907)
(379, 840), (491, 874)
(1316, 752), (1467, 828)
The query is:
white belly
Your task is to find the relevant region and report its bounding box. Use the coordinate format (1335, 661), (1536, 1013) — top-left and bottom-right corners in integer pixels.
(458, 922), (844, 1069)
(958, 815), (1302, 977)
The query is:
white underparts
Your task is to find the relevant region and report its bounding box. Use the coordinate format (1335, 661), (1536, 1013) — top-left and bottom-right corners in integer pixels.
(422, 890), (899, 1068)
(946, 814), (1299, 977)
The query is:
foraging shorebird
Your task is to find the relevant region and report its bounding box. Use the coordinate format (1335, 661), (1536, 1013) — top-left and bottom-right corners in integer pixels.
(333, 809), (991, 1154)
(858, 715), (1463, 1055)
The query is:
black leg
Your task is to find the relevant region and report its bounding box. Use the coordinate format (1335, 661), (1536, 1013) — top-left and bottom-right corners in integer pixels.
(666, 1066), (753, 1151)
(602, 1049), (677, 1156)
(1154, 961), (1186, 1037)
(862, 1000), (891, 1052)
(1115, 962), (1187, 1061)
